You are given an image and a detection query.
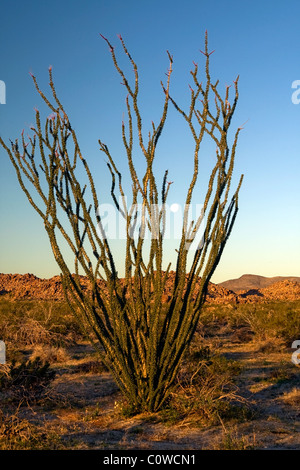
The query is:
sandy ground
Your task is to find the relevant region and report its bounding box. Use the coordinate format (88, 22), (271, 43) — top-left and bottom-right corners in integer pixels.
(4, 329), (299, 451)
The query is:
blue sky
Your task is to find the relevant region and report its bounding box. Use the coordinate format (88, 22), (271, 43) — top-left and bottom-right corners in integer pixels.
(0, 0), (300, 283)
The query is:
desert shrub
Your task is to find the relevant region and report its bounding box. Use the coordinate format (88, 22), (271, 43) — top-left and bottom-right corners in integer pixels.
(200, 304), (241, 327)
(160, 349), (247, 426)
(237, 301), (300, 344)
(189, 345), (211, 362)
(200, 301), (300, 346)
(17, 318), (53, 346)
(30, 345), (70, 364)
(280, 387), (300, 406)
(0, 409), (62, 450)
(113, 400), (141, 419)
(265, 361), (295, 384)
(216, 427), (256, 450)
(0, 299), (84, 353)
(198, 304), (251, 344)
(0, 357), (56, 405)
(0, 33), (243, 412)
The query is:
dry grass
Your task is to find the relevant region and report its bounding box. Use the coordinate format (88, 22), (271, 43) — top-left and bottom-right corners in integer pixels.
(214, 425), (257, 450)
(30, 344), (71, 364)
(0, 408), (63, 450)
(0, 297), (300, 450)
(158, 350), (248, 427)
(279, 387), (300, 406)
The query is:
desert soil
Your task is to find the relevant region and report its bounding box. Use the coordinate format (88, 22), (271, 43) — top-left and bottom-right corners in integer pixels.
(8, 330), (300, 450)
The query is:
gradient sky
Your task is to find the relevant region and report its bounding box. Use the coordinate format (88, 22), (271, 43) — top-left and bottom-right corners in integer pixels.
(1, 0), (300, 283)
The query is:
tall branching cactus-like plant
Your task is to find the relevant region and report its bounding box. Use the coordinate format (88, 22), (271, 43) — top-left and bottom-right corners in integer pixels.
(0, 33), (243, 412)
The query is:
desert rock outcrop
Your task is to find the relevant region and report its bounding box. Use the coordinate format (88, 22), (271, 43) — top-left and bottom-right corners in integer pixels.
(0, 273), (299, 304)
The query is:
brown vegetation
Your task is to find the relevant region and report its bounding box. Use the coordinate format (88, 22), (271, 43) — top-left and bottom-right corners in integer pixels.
(0, 293), (299, 450)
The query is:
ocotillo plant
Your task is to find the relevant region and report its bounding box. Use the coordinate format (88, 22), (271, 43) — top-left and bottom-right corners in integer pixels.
(0, 33), (243, 412)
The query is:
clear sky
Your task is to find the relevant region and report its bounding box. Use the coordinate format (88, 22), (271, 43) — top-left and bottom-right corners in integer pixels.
(0, 0), (300, 283)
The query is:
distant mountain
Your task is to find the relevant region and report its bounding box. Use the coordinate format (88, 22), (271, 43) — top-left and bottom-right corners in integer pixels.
(1, 273), (300, 304)
(218, 274), (300, 292)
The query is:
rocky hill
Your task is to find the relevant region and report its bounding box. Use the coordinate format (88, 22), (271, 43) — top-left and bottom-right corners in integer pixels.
(0, 273), (91, 301)
(1, 273), (300, 304)
(258, 279), (300, 302)
(219, 274), (300, 292)
(0, 272), (238, 304)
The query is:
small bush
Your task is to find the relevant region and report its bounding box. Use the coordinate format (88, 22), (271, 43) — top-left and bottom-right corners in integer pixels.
(189, 345), (211, 362)
(0, 357), (56, 405)
(266, 362), (295, 384)
(114, 399), (141, 418)
(280, 387), (300, 406)
(237, 301), (300, 344)
(0, 299), (84, 350)
(0, 409), (62, 450)
(199, 301), (300, 347)
(216, 427), (256, 450)
(160, 350), (246, 426)
(30, 345), (70, 364)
